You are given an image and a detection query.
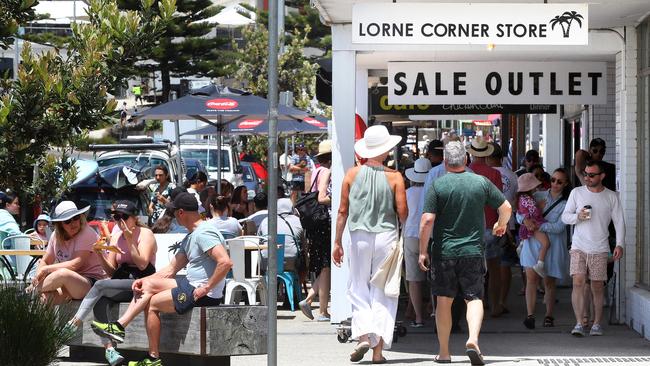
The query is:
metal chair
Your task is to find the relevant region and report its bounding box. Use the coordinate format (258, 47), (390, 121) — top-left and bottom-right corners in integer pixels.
(1, 234), (37, 281)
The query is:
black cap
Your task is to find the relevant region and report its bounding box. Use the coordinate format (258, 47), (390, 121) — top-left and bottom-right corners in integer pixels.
(111, 200), (138, 216)
(427, 139), (444, 151)
(166, 192), (199, 212)
(169, 186), (187, 201)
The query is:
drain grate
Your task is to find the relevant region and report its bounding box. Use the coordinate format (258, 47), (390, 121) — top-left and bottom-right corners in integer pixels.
(537, 357), (650, 364)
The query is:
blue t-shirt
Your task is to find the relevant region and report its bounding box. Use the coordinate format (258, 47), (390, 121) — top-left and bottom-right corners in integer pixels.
(290, 154), (313, 183)
(177, 221), (225, 298)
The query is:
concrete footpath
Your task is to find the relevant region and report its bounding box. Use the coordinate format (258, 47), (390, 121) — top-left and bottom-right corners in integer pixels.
(59, 284), (650, 365)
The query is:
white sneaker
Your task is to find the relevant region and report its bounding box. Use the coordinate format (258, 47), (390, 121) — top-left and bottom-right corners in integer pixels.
(533, 261), (546, 278)
(571, 323), (586, 337)
(590, 324), (604, 336)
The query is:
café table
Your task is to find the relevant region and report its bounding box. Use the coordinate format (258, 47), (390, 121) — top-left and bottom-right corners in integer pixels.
(0, 249), (46, 281)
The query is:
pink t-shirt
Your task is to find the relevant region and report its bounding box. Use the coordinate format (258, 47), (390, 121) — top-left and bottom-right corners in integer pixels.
(310, 166), (328, 192)
(46, 225), (106, 280)
(114, 228), (156, 266)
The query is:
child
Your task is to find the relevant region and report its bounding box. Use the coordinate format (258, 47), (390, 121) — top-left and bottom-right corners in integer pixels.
(517, 173), (549, 278)
(29, 214), (51, 248)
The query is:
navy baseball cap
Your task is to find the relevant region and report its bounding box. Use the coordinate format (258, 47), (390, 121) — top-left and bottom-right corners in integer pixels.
(166, 192), (199, 212)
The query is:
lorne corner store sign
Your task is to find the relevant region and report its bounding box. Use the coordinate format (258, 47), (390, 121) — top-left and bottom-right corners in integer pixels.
(353, 3), (588, 45)
(388, 62), (607, 105)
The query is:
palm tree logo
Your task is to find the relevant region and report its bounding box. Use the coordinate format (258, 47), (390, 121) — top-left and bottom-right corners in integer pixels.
(550, 11), (584, 38)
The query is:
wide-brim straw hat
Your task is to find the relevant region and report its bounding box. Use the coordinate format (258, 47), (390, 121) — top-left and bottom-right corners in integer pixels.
(468, 137), (494, 157)
(405, 158), (432, 183)
(518, 173), (542, 192)
(315, 140), (332, 157)
(354, 125), (402, 159)
(50, 201), (90, 222)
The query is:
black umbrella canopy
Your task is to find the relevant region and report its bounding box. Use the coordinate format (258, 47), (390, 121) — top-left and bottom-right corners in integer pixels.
(181, 115), (328, 136)
(135, 84), (311, 123)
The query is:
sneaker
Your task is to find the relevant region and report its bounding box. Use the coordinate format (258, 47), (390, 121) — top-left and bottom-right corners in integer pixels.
(589, 324), (603, 336)
(298, 299), (314, 320)
(410, 321), (424, 328)
(91, 321), (125, 343)
(316, 314), (331, 322)
(532, 261), (547, 278)
(105, 348), (125, 366)
(523, 315), (535, 329)
(128, 357), (162, 366)
(571, 323), (586, 337)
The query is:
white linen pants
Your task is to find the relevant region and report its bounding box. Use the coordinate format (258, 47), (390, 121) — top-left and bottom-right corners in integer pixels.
(348, 229), (399, 349)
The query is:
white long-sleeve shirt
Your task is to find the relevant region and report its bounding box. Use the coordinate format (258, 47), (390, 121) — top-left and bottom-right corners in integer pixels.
(561, 186), (625, 254)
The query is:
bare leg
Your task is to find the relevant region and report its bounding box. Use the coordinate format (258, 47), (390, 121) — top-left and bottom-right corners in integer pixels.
(435, 296), (454, 361)
(408, 281), (424, 323)
(40, 268), (92, 300)
(544, 277), (557, 318)
(371, 338), (384, 362)
(465, 299), (484, 354)
(533, 231), (550, 261)
(525, 268), (539, 316)
(118, 278), (176, 327)
(583, 283), (592, 326)
(499, 265), (512, 312)
(591, 280), (605, 325)
(318, 267), (331, 317)
(572, 274), (587, 325)
(486, 257), (501, 316)
(147, 290), (175, 358)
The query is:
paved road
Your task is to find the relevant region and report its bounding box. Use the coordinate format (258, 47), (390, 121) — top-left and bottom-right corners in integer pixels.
(58, 282), (650, 365)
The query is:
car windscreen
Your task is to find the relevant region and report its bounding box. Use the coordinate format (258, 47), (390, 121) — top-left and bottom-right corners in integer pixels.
(97, 157), (170, 171)
(72, 191), (145, 221)
(241, 165), (256, 182)
(181, 149), (230, 172)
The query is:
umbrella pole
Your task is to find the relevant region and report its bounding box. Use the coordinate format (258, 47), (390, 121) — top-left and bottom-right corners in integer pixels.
(217, 115), (222, 194)
(267, 0), (280, 365)
(284, 137), (289, 182)
(174, 120), (183, 184)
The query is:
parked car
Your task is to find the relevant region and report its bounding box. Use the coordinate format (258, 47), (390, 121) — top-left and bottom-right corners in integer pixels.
(89, 136), (184, 186)
(180, 141), (242, 187)
(239, 161), (263, 199)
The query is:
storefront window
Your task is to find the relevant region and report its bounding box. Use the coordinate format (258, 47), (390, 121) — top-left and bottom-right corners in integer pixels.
(637, 19), (650, 286)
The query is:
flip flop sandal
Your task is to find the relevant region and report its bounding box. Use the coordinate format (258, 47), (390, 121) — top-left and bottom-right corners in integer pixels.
(434, 356), (452, 363)
(543, 316), (555, 327)
(372, 356), (387, 364)
(349, 341), (370, 362)
(466, 347), (485, 366)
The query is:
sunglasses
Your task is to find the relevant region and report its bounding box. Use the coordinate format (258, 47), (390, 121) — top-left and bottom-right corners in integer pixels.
(550, 178), (565, 184)
(583, 171), (603, 178)
(112, 213), (130, 221)
(590, 148), (605, 154)
(63, 215), (81, 225)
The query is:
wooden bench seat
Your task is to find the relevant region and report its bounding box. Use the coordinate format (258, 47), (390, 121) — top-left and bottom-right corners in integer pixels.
(62, 301), (267, 366)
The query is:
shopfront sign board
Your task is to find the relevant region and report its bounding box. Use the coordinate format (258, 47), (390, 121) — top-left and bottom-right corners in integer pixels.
(388, 62), (607, 105)
(353, 3), (588, 45)
(369, 87), (557, 115)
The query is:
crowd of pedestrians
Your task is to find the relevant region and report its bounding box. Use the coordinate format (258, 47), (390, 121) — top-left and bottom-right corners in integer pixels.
(0, 129), (626, 366)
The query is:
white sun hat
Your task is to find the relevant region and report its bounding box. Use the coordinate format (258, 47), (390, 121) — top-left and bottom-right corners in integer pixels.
(405, 158), (432, 183)
(50, 201), (90, 222)
(354, 125), (402, 159)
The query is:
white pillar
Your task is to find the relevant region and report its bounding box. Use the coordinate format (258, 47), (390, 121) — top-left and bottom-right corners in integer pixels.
(542, 109), (562, 172)
(330, 49), (357, 323)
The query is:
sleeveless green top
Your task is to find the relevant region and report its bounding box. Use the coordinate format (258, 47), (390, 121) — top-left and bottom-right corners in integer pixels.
(347, 165), (397, 232)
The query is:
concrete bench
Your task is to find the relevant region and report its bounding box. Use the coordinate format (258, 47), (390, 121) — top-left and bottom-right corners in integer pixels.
(62, 301), (267, 366)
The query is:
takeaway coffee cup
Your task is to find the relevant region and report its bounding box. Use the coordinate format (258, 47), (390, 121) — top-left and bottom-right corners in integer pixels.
(583, 205), (592, 220)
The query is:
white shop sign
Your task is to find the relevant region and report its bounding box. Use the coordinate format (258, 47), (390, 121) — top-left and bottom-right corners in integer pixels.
(353, 3), (588, 45)
(388, 62), (607, 105)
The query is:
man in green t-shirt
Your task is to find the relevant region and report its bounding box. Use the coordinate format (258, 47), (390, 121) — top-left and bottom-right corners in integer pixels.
(418, 141), (511, 365)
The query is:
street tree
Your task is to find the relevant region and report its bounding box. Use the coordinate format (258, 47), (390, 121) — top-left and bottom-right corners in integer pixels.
(0, 0), (174, 207)
(0, 0), (38, 50)
(117, 0), (231, 103)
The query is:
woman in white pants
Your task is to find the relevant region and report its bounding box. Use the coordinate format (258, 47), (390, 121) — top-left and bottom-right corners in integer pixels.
(333, 125), (408, 364)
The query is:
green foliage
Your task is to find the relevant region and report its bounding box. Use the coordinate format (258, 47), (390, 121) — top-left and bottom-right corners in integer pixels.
(0, 0), (38, 50)
(230, 24), (319, 111)
(144, 119), (163, 132)
(0, 283), (74, 366)
(25, 153), (78, 208)
(285, 0), (331, 56)
(0, 0), (175, 207)
(117, 0), (231, 102)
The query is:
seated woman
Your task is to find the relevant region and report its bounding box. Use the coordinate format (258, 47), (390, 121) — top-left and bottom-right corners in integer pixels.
(67, 200), (157, 366)
(209, 195), (242, 238)
(0, 191), (21, 245)
(32, 201), (107, 304)
(229, 185), (251, 220)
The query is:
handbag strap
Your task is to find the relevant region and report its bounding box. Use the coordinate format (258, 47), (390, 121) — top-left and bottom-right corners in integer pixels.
(309, 169), (322, 192)
(542, 197), (565, 217)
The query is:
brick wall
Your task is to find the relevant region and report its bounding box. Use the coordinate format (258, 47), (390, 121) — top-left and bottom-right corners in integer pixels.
(589, 62), (617, 164)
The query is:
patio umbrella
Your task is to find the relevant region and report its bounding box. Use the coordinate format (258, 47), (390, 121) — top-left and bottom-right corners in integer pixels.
(180, 116), (328, 136)
(135, 84), (311, 189)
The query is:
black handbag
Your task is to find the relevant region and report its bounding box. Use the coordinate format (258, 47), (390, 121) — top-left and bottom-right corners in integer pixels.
(294, 170), (330, 230)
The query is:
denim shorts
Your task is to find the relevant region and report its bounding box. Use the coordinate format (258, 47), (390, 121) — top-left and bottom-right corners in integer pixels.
(171, 277), (222, 315)
(429, 257), (486, 301)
